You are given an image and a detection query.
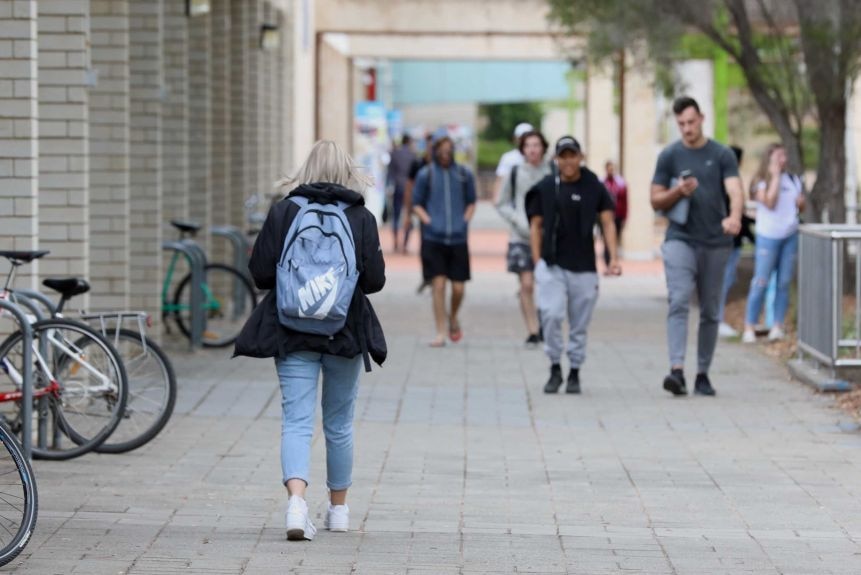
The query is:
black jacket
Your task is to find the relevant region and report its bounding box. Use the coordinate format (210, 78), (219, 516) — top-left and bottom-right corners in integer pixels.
(233, 183), (386, 368)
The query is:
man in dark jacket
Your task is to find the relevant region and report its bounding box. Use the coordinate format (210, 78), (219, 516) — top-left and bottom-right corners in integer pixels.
(526, 136), (621, 394)
(234, 183), (386, 365)
(412, 136), (477, 347)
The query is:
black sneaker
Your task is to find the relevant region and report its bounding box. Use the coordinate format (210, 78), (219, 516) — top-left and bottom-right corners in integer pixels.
(662, 369), (687, 396)
(694, 373), (716, 396)
(525, 334), (540, 347)
(544, 365), (563, 394)
(566, 369), (581, 394)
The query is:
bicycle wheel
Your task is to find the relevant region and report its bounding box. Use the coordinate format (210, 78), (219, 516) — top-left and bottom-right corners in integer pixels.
(173, 263), (257, 348)
(95, 330), (176, 453)
(0, 425), (37, 567)
(0, 319), (128, 460)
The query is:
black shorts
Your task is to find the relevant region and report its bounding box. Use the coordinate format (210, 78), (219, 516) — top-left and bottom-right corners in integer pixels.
(506, 242), (534, 274)
(421, 240), (471, 282)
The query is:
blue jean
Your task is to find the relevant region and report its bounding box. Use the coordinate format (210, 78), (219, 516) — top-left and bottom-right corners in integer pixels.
(718, 247), (742, 322)
(745, 233), (798, 326)
(275, 352), (362, 491)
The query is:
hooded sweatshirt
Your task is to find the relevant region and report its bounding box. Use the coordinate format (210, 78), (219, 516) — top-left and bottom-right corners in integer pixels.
(233, 183), (386, 365)
(412, 162), (477, 245)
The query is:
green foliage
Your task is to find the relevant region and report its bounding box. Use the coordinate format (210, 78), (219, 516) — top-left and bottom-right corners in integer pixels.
(477, 139), (513, 170)
(479, 102), (544, 142)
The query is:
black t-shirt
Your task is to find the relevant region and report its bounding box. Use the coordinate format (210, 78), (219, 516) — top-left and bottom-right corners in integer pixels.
(526, 174), (615, 273)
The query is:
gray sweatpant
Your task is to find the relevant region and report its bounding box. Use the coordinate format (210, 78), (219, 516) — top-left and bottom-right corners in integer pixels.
(535, 261), (599, 368)
(662, 240), (732, 374)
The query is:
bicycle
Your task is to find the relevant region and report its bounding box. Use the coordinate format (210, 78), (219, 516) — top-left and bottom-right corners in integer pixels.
(0, 422), (37, 567)
(0, 251), (129, 460)
(163, 220), (257, 348)
(7, 277), (177, 454)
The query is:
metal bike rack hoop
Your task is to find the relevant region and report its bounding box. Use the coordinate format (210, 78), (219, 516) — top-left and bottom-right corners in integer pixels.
(163, 240), (207, 350)
(0, 300), (35, 459)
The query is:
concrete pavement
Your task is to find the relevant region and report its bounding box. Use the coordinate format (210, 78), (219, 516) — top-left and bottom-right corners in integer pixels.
(9, 247), (861, 574)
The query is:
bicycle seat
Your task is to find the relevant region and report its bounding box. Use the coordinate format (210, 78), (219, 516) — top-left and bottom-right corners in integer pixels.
(42, 278), (91, 298)
(171, 220), (202, 236)
(0, 250), (50, 264)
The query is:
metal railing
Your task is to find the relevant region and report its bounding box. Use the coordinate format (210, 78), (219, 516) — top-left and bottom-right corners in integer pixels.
(162, 240), (207, 349)
(0, 299), (35, 459)
(798, 224), (861, 369)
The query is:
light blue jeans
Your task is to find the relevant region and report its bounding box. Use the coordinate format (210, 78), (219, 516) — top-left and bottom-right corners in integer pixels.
(275, 352), (362, 491)
(745, 233), (798, 326)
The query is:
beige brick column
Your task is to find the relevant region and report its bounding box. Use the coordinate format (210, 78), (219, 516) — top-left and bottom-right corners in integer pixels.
(262, 2), (274, 189)
(188, 10), (211, 252)
(229, 0), (250, 229)
(161, 0), (189, 229)
(0, 0), (39, 289)
(621, 57), (658, 260)
(89, 0), (131, 310)
(129, 0), (163, 318)
(585, 62), (617, 178)
(37, 0), (89, 290)
(210, 0), (231, 229)
(248, 0), (262, 217)
(275, 8), (286, 180)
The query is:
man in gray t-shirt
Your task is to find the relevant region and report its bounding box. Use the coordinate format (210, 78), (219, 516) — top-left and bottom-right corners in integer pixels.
(650, 96), (743, 398)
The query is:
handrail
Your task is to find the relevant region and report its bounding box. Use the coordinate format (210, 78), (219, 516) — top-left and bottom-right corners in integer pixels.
(0, 299), (35, 459)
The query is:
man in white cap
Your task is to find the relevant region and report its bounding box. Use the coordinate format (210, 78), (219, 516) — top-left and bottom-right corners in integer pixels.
(493, 122), (533, 201)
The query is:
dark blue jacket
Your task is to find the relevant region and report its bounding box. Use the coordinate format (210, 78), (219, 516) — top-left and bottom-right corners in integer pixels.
(413, 162), (477, 245)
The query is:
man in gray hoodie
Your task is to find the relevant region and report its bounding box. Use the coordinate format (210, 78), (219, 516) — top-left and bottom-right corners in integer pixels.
(412, 136), (477, 347)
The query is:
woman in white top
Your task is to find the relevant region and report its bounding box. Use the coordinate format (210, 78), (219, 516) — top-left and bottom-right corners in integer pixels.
(742, 144), (805, 343)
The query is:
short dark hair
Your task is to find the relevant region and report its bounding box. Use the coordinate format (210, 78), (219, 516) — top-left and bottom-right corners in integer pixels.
(402, 134), (412, 146)
(432, 135), (454, 154)
(672, 96), (701, 116)
(518, 130), (549, 155)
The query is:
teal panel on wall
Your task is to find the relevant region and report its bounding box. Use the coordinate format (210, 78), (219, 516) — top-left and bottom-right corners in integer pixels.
(391, 60), (572, 105)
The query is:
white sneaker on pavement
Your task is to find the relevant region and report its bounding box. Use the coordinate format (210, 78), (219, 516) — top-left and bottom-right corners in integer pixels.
(718, 322), (738, 338)
(768, 326), (786, 341)
(286, 495), (317, 541)
(742, 329), (756, 344)
(324, 503), (349, 532)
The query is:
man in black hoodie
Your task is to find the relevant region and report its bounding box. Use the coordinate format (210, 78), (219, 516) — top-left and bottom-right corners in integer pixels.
(526, 136), (621, 394)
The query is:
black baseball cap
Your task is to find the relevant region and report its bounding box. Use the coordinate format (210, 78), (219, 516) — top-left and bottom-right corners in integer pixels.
(555, 136), (581, 155)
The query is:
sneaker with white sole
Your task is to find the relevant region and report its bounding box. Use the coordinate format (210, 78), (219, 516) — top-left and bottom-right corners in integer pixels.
(285, 495), (317, 541)
(324, 503), (349, 532)
(718, 322), (738, 338)
(742, 329), (756, 344)
(768, 326), (785, 341)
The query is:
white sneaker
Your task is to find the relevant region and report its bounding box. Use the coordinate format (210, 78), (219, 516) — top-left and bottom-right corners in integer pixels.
(285, 495), (317, 541)
(324, 503), (349, 532)
(718, 322), (738, 338)
(742, 329), (756, 344)
(768, 326), (786, 341)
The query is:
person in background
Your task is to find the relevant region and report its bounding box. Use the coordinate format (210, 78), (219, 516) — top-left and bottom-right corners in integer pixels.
(650, 96), (743, 398)
(717, 146), (756, 338)
(742, 143), (805, 343)
(600, 161), (628, 271)
(496, 130), (552, 347)
(386, 135), (417, 253)
(493, 122), (534, 200)
(406, 134), (433, 292)
(413, 136), (478, 347)
(527, 136), (621, 395)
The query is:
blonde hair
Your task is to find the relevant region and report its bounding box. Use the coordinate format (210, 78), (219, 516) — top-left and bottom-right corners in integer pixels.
(276, 140), (372, 192)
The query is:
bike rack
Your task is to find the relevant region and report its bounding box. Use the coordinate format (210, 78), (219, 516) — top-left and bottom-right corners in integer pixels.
(0, 300), (35, 460)
(7, 290), (48, 321)
(212, 225), (252, 315)
(162, 240), (207, 349)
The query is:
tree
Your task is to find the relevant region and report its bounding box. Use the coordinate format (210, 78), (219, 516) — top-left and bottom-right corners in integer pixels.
(547, 0), (861, 222)
(480, 102), (544, 142)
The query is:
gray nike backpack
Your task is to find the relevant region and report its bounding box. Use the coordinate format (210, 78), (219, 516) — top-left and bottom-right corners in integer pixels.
(276, 196), (359, 335)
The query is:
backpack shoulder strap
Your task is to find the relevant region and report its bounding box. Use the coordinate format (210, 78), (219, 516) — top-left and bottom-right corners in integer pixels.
(509, 165), (518, 208)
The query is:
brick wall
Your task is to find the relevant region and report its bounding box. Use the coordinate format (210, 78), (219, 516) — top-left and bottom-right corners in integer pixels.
(229, 0), (249, 230)
(88, 0), (130, 310)
(210, 0), (232, 265)
(161, 0), (189, 230)
(188, 10), (211, 253)
(129, 0), (163, 318)
(0, 0), (39, 289)
(37, 0), (89, 295)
